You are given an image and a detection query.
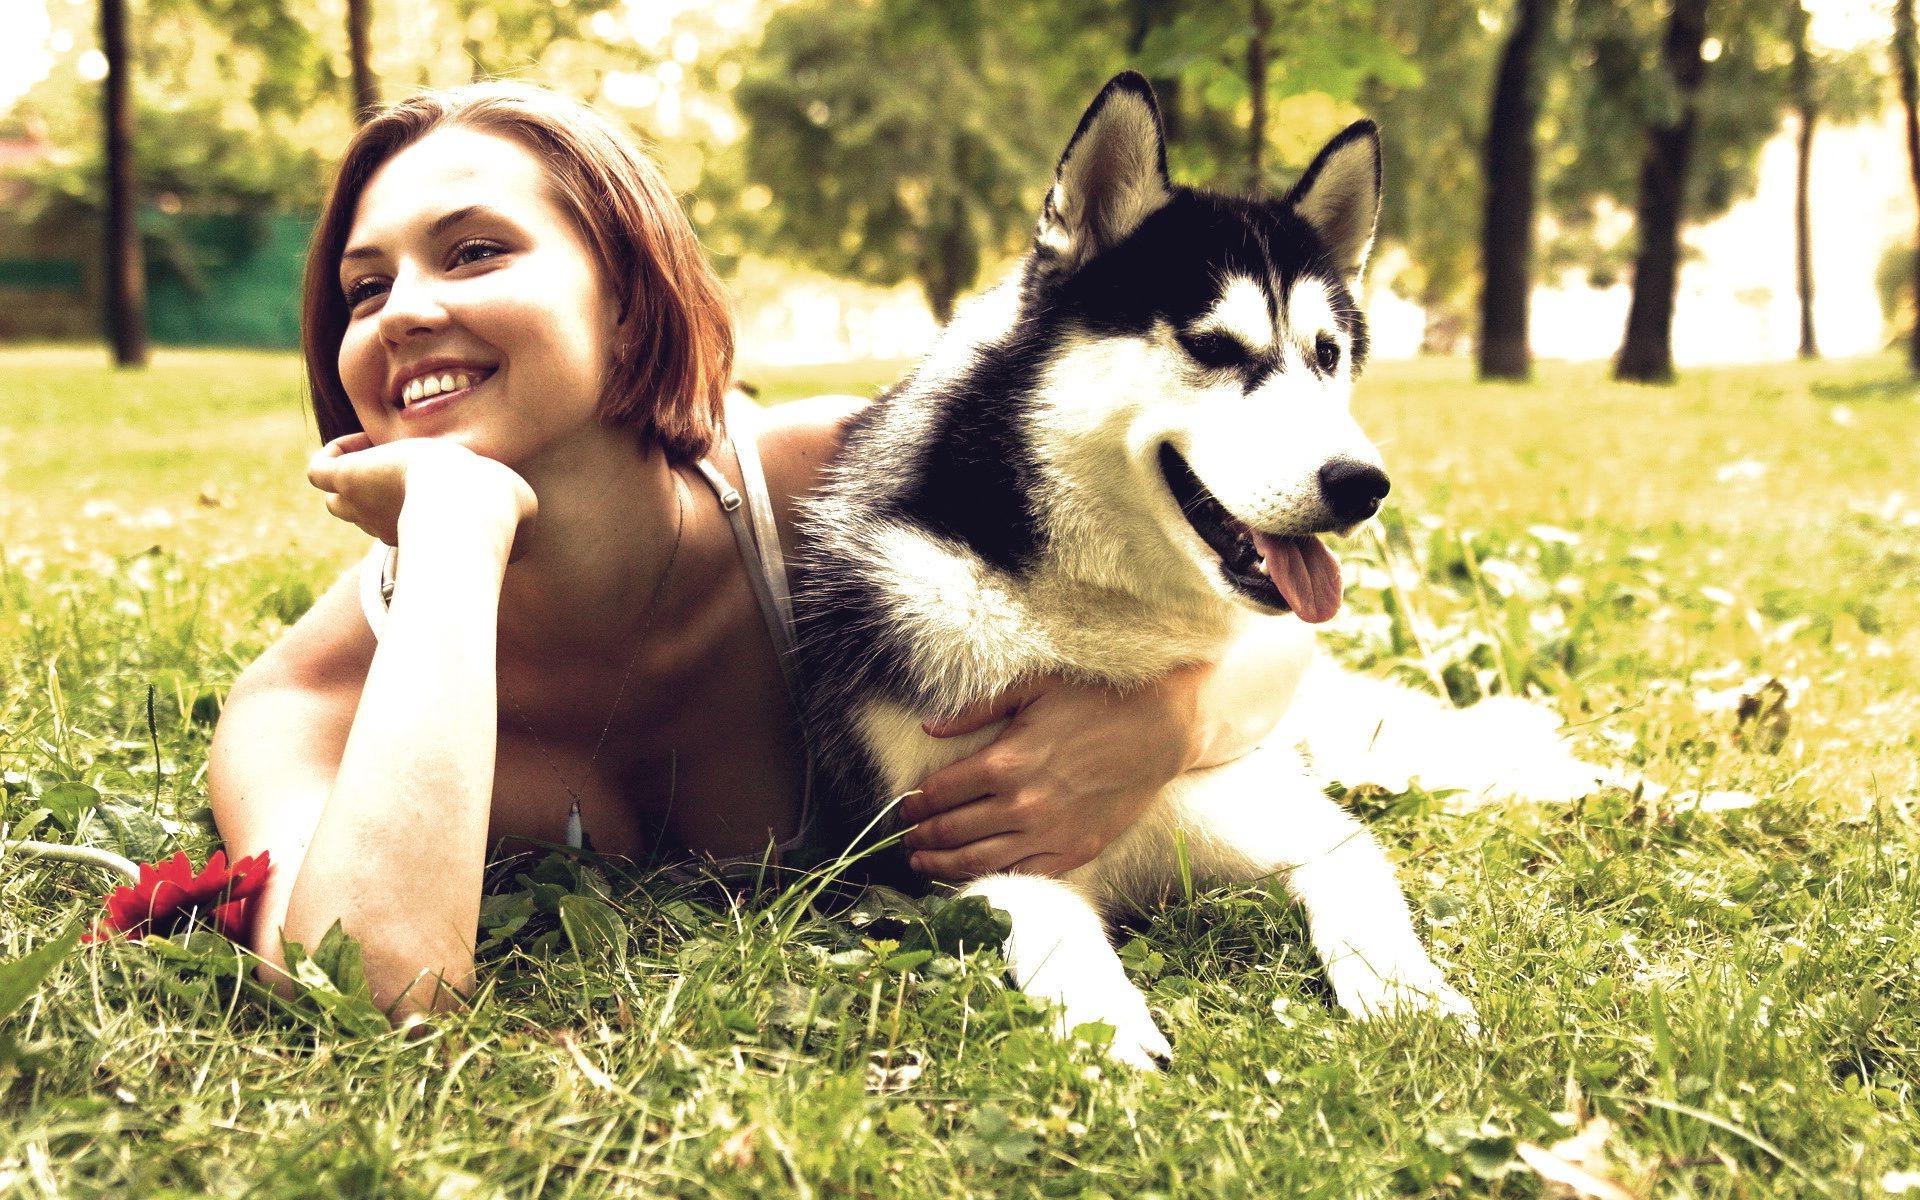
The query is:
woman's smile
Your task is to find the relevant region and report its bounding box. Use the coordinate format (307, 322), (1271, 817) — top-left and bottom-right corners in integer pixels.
(391, 362), (498, 418)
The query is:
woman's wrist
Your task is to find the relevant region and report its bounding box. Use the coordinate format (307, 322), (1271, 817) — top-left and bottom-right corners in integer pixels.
(396, 454), (530, 558)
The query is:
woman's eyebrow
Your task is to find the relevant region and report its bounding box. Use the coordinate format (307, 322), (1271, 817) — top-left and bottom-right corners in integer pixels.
(340, 205), (501, 265)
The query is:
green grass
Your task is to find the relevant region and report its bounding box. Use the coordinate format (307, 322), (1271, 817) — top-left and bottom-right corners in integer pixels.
(1, 347), (1917, 1197)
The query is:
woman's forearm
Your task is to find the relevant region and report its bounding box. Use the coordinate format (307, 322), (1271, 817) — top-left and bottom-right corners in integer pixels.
(280, 500), (515, 1016)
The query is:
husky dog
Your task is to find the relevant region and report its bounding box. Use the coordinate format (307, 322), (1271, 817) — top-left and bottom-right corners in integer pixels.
(794, 73), (1600, 1068)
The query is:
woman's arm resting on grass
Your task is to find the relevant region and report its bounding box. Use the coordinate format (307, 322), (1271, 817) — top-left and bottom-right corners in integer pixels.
(902, 618), (1318, 881)
(209, 441), (533, 1019)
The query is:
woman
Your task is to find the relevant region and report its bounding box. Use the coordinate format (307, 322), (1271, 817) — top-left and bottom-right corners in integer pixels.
(208, 83), (1310, 1018)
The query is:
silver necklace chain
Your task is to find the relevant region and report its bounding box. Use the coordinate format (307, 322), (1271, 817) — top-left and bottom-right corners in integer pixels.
(499, 467), (689, 849)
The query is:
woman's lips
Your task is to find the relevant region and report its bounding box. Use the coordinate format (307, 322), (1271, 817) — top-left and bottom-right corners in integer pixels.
(395, 367), (493, 416)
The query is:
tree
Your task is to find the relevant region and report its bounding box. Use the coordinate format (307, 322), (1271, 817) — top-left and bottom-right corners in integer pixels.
(737, 1), (1094, 323)
(1477, 0), (1549, 379)
(1778, 2), (1880, 360)
(1614, 0), (1709, 383)
(1897, 0), (1920, 372)
(1789, 0), (1817, 358)
(1541, 0), (1793, 382)
(100, 0), (147, 368)
(348, 0), (378, 121)
(1357, 0), (1499, 352)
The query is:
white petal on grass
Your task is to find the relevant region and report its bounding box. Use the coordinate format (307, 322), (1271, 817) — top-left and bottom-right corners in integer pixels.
(1883, 1171), (1920, 1195)
(1514, 1141), (1638, 1200)
(1714, 459), (1769, 483)
(1672, 789), (1761, 812)
(1699, 586), (1737, 607)
(1527, 523), (1582, 545)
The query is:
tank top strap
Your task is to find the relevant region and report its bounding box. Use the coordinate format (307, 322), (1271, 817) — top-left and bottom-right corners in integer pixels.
(693, 439), (802, 716)
(694, 413), (817, 856)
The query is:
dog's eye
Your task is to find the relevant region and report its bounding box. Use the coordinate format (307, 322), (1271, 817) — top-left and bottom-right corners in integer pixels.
(1315, 335), (1341, 373)
(1179, 331), (1246, 371)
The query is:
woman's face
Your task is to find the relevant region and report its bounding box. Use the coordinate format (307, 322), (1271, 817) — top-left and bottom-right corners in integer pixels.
(335, 125), (619, 464)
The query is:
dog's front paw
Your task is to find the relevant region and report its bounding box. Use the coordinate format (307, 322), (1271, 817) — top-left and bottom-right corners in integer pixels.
(1326, 954), (1480, 1032)
(1030, 971), (1173, 1070)
(1075, 1003), (1174, 1071)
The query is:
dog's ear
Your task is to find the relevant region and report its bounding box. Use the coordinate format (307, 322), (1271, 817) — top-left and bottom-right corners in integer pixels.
(1034, 72), (1171, 271)
(1285, 120), (1382, 280)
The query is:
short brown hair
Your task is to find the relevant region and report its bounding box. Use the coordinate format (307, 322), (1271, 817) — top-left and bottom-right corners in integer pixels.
(301, 82), (733, 463)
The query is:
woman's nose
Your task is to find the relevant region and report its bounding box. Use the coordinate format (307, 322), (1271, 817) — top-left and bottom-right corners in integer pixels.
(378, 267), (450, 342)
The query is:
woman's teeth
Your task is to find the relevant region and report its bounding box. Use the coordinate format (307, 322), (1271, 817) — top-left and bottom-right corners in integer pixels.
(401, 370), (481, 407)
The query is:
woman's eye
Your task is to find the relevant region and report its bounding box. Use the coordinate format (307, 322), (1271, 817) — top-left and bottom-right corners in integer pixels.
(1179, 331), (1245, 370)
(1315, 335), (1341, 373)
(343, 277), (389, 308)
(450, 239), (504, 268)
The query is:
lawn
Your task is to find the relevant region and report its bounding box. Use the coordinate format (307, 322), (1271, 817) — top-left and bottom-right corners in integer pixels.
(1, 346), (1916, 1197)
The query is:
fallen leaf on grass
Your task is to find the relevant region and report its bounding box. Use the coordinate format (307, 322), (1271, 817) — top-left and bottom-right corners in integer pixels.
(1734, 679), (1791, 754)
(1514, 1117), (1642, 1200)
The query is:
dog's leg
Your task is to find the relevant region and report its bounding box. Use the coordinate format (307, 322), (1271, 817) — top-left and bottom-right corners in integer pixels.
(959, 873), (1172, 1070)
(1279, 656), (1613, 805)
(1127, 746), (1478, 1026)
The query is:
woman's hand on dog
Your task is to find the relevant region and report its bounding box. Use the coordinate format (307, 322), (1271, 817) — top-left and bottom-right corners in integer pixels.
(902, 668), (1211, 881)
(307, 432), (537, 556)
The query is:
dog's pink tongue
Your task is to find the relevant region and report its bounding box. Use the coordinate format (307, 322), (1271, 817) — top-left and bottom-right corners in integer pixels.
(1252, 532), (1343, 623)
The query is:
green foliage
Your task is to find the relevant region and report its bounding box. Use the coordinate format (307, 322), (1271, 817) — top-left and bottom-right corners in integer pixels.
(1135, 0), (1419, 192)
(736, 0), (1099, 321)
(0, 925), (81, 1077)
(1363, 0), (1499, 328)
(0, 927), (80, 1026)
(1539, 0), (1878, 281)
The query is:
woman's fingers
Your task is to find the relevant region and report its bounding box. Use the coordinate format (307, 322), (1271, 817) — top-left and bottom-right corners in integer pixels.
(324, 431), (374, 456)
(909, 832), (1027, 882)
(311, 434), (371, 486)
(922, 677), (1045, 738)
(903, 792), (1019, 852)
(901, 749), (1005, 822)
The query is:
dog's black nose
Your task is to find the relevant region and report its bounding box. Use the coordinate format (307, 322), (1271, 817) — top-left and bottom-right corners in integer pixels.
(1319, 459), (1390, 525)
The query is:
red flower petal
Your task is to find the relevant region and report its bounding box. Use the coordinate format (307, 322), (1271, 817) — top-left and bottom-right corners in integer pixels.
(91, 848), (273, 941)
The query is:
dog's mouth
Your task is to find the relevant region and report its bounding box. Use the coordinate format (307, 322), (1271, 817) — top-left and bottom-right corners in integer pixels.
(1157, 443), (1343, 622)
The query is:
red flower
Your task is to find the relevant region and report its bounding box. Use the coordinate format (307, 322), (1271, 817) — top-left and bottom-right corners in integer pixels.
(85, 849), (271, 943)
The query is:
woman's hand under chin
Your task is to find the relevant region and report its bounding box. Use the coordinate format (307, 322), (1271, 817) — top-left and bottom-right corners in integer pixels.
(307, 432), (539, 555)
(900, 669), (1206, 882)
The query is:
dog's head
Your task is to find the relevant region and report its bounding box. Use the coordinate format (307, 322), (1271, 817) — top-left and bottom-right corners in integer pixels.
(1021, 72), (1387, 622)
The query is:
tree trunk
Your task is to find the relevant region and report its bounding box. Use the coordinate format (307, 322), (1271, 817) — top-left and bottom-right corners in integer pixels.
(347, 0), (379, 121)
(1896, 0), (1920, 374)
(920, 191), (976, 327)
(100, 0), (147, 368)
(1247, 0), (1270, 196)
(1790, 1), (1817, 358)
(1477, 0), (1548, 381)
(1614, 0), (1709, 383)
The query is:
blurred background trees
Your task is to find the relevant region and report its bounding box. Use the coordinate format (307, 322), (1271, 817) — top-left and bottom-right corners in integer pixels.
(0, 0), (1906, 378)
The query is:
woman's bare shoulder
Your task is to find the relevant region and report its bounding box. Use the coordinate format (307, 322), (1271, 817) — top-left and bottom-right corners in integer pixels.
(746, 393), (871, 533)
